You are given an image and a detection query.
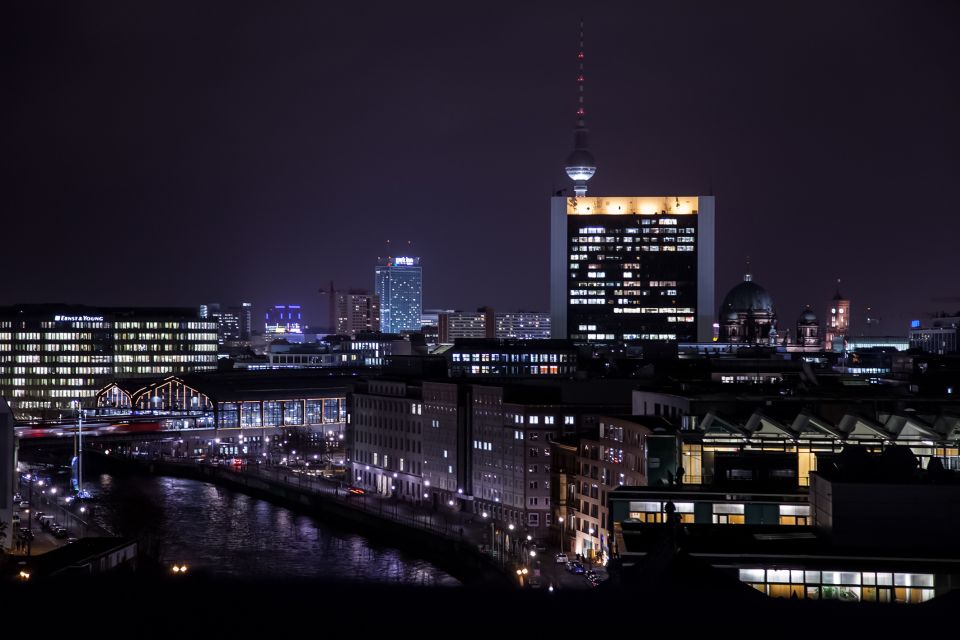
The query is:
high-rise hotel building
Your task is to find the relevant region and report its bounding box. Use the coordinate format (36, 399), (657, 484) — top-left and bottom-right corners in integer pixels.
(550, 23), (714, 343)
(375, 256), (423, 334)
(550, 195), (715, 343)
(0, 305), (218, 419)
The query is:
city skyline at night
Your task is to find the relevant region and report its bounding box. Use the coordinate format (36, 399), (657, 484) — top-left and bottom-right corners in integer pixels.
(6, 2), (960, 334)
(6, 3), (960, 628)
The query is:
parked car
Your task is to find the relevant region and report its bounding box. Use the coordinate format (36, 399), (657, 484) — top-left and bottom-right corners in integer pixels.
(555, 553), (569, 564)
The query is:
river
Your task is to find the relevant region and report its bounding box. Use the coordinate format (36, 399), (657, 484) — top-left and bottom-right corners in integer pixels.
(82, 471), (460, 585)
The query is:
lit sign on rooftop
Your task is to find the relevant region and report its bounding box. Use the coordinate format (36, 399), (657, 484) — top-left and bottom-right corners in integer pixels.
(54, 315), (105, 322)
(394, 256), (417, 266)
(567, 196), (699, 216)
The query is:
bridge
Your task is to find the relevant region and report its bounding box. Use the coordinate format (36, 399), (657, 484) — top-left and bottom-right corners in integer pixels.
(14, 413), (345, 472)
(16, 415), (206, 443)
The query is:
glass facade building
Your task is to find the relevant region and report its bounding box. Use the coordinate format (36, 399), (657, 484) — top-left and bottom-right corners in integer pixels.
(375, 256), (423, 334)
(0, 305), (217, 420)
(550, 196), (715, 343)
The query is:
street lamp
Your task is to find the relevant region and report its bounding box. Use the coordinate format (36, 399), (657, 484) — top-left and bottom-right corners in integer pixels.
(49, 487), (59, 528)
(558, 516), (565, 554)
(72, 399), (84, 497)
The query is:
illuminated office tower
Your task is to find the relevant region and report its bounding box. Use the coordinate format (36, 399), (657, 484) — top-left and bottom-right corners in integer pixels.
(199, 303), (241, 345)
(0, 304), (217, 420)
(550, 196), (715, 343)
(375, 256), (423, 334)
(335, 290), (381, 337)
(549, 22), (714, 343)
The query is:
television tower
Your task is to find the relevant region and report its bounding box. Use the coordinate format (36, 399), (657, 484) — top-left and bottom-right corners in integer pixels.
(564, 20), (597, 197)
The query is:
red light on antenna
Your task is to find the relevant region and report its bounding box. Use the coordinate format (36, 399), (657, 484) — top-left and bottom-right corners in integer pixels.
(578, 52), (584, 59)
(577, 75), (584, 82)
(576, 107), (585, 116)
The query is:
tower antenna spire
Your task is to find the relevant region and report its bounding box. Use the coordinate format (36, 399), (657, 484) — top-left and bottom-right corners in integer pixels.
(564, 18), (596, 197)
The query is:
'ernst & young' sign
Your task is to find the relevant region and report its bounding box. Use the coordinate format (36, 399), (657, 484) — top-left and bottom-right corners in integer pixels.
(54, 315), (105, 322)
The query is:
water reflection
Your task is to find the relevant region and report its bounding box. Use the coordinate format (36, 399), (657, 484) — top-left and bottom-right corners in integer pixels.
(87, 473), (460, 585)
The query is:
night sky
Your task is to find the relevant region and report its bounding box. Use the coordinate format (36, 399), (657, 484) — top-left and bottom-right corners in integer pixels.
(6, 1), (959, 334)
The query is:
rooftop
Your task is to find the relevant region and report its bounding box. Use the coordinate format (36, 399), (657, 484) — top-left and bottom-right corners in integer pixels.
(564, 195), (701, 216)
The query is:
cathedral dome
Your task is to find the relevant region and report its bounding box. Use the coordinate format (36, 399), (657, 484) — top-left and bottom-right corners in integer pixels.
(720, 275), (774, 315)
(798, 307), (818, 324)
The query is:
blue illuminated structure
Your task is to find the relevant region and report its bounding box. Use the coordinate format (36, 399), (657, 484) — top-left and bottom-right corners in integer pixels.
(265, 304), (303, 336)
(375, 257), (423, 334)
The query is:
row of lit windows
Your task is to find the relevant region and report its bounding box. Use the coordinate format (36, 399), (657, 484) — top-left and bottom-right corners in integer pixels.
(0, 355), (106, 364)
(0, 378), (99, 386)
(11, 391), (98, 401)
(0, 340), (217, 352)
(113, 354), (217, 363)
(573, 244), (696, 253)
(9, 344), (98, 353)
(41, 321), (109, 329)
(116, 365), (214, 374)
(42, 332), (96, 340)
(49, 389), (99, 398)
(613, 301), (694, 314)
(115, 332), (218, 340)
(461, 365), (561, 375)
(115, 321), (216, 330)
(1, 366), (111, 375)
(115, 343), (217, 352)
(451, 353), (569, 363)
